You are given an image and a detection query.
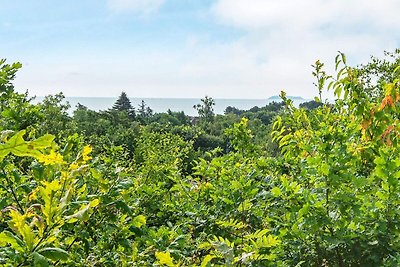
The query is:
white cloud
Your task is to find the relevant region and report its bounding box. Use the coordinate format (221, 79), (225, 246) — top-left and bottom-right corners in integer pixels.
(11, 1), (399, 100)
(205, 0), (400, 98)
(212, 0), (400, 31)
(107, 0), (165, 14)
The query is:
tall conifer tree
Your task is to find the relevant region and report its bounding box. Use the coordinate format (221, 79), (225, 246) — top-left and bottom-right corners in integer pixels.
(111, 91), (135, 118)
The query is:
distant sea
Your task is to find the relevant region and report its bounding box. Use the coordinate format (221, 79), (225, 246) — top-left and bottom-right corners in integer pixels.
(32, 97), (309, 116)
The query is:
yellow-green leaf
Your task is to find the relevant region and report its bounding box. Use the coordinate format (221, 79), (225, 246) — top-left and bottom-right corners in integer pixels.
(65, 203), (91, 223)
(155, 251), (175, 267)
(89, 199), (100, 208)
(201, 254), (215, 267)
(271, 187), (282, 197)
(0, 231), (25, 252)
(132, 215), (146, 228)
(237, 199), (252, 211)
(38, 247), (69, 262)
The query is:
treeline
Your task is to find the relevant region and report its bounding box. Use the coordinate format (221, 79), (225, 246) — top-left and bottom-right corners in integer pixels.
(0, 50), (400, 266)
(34, 88), (295, 157)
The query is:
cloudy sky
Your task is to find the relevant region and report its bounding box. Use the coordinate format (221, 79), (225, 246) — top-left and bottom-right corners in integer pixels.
(1, 0), (399, 99)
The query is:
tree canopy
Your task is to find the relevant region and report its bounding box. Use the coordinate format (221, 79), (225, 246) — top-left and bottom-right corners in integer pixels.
(0, 51), (400, 266)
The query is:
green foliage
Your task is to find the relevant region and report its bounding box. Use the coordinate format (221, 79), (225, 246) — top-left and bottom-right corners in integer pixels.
(36, 93), (73, 138)
(269, 54), (400, 266)
(137, 100), (153, 123)
(111, 91), (135, 118)
(1, 51), (400, 266)
(299, 100), (323, 110)
(193, 96), (215, 123)
(225, 118), (255, 154)
(0, 59), (22, 94)
(0, 130), (54, 160)
(0, 59), (44, 132)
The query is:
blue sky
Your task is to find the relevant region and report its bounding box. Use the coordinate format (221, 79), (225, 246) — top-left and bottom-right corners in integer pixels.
(1, 0), (399, 98)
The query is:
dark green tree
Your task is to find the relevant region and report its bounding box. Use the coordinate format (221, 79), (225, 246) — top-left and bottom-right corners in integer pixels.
(193, 96), (215, 122)
(138, 100), (152, 116)
(36, 93), (73, 138)
(137, 100), (153, 123)
(0, 59), (43, 131)
(111, 91), (135, 118)
(299, 100), (323, 110)
(224, 106), (242, 115)
(356, 49), (400, 100)
(0, 59), (21, 95)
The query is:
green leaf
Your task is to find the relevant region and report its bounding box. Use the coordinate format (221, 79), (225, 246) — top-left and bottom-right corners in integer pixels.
(30, 134), (55, 149)
(32, 252), (50, 267)
(245, 229), (270, 240)
(341, 53), (347, 64)
(253, 235), (281, 248)
(66, 203), (91, 223)
(298, 204), (310, 218)
(89, 198), (100, 208)
(320, 163), (330, 176)
(38, 247), (69, 262)
(0, 130), (54, 161)
(132, 215), (146, 228)
(394, 65), (400, 74)
(217, 219), (245, 229)
(0, 230), (25, 252)
(237, 199), (252, 211)
(7, 209), (36, 251)
(155, 251), (175, 266)
(271, 187), (282, 197)
(201, 254), (215, 267)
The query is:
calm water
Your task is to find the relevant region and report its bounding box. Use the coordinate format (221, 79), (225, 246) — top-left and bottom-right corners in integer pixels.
(33, 97), (308, 116)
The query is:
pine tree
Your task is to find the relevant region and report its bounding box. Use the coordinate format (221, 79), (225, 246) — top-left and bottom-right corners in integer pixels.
(111, 91), (135, 118)
(137, 100), (153, 123)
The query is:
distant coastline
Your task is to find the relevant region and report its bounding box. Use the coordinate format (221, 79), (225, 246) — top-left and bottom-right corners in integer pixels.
(32, 96), (309, 116)
(268, 95), (305, 101)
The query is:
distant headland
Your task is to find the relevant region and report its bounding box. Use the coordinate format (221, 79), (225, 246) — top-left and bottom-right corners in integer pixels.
(267, 95), (305, 101)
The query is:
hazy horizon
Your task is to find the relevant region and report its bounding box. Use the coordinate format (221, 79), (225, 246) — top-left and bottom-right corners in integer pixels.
(2, 1), (399, 99)
(31, 94), (308, 100)
(32, 95), (310, 116)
